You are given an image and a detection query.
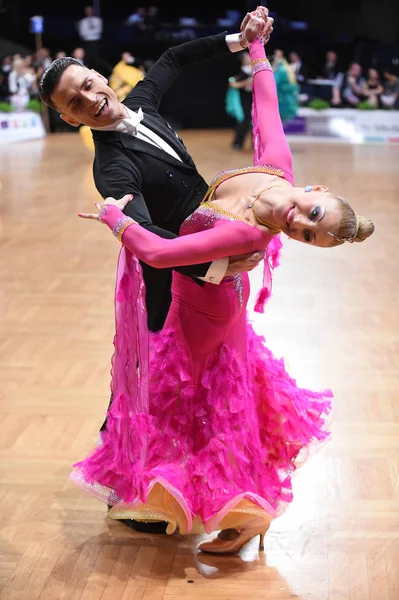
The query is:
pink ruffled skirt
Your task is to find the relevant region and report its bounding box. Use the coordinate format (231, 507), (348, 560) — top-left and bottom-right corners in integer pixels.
(71, 320), (332, 534)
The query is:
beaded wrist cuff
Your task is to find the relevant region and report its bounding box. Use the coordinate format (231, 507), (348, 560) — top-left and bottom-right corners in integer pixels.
(113, 216), (135, 242)
(257, 30), (270, 45)
(252, 57), (272, 75)
(97, 202), (108, 222)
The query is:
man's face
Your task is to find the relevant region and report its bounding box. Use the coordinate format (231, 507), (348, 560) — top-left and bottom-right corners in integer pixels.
(349, 63), (361, 78)
(50, 65), (123, 128)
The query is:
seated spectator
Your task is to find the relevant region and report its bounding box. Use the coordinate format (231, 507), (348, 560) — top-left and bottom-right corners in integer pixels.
(109, 51), (145, 101)
(55, 50), (66, 60)
(72, 47), (86, 66)
(332, 62), (365, 107)
(289, 50), (309, 105)
(33, 48), (52, 79)
(8, 57), (35, 111)
(362, 68), (383, 108)
(289, 51), (308, 84)
(321, 50), (339, 80)
(380, 69), (399, 109)
(24, 55), (39, 98)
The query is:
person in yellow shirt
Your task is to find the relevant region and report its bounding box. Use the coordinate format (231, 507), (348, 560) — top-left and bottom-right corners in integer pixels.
(80, 51), (145, 151)
(109, 52), (144, 101)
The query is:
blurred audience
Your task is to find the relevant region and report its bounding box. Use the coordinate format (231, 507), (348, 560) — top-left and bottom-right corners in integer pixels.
(126, 6), (159, 33)
(126, 7), (146, 26)
(332, 62), (365, 107)
(0, 10), (397, 121)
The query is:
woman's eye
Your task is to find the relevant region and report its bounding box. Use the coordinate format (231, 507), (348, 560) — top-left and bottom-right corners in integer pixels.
(310, 206), (321, 221)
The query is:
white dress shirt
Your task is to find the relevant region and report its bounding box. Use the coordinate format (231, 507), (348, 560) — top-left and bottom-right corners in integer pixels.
(92, 33), (250, 283)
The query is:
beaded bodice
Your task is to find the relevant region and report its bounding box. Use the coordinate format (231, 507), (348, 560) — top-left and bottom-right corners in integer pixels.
(181, 165), (285, 237)
(202, 165), (285, 204)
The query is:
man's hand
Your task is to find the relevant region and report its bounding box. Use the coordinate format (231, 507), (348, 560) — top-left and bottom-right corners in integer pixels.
(78, 194), (134, 222)
(239, 7), (274, 47)
(225, 251), (265, 276)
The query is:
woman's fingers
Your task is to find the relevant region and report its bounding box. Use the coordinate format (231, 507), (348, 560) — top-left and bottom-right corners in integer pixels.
(78, 213), (100, 220)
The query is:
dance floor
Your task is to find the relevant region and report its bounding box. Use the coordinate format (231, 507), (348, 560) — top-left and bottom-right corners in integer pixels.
(0, 130), (398, 599)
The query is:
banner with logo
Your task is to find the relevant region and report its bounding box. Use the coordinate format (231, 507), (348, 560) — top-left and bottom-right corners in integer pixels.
(284, 108), (399, 143)
(0, 111), (46, 144)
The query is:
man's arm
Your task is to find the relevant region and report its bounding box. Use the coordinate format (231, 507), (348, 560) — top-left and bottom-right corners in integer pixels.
(125, 10), (268, 110)
(125, 33), (236, 110)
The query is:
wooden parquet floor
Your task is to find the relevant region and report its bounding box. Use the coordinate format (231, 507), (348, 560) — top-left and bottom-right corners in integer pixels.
(0, 130), (398, 599)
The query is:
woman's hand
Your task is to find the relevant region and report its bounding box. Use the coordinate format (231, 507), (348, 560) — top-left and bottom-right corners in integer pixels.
(240, 7), (274, 46)
(78, 194), (134, 222)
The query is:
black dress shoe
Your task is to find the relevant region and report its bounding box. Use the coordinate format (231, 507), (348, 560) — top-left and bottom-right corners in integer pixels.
(107, 506), (168, 534)
(121, 519), (168, 534)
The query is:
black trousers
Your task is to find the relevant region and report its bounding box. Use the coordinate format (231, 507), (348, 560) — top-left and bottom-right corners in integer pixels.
(233, 91), (253, 148)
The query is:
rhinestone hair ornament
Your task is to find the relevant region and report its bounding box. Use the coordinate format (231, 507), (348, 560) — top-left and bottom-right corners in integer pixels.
(328, 215), (360, 243)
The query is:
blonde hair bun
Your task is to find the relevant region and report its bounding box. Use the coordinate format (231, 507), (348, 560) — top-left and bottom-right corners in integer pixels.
(354, 215), (375, 243)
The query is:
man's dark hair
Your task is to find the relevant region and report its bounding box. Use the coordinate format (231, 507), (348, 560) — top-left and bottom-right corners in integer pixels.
(39, 57), (85, 110)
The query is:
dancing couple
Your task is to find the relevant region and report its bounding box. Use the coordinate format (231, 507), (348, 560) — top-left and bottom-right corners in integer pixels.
(40, 7), (374, 554)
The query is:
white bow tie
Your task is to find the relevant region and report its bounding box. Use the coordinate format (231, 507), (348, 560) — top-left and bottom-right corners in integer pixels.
(117, 107), (144, 135)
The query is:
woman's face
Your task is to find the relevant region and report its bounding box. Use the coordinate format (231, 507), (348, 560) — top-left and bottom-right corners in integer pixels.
(277, 187), (342, 247)
(368, 68), (379, 80)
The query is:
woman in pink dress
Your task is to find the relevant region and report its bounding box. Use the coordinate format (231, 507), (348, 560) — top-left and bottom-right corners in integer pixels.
(72, 29), (374, 554)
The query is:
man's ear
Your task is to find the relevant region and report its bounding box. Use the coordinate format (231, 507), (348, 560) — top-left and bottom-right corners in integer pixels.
(60, 114), (81, 127)
(91, 68), (108, 84)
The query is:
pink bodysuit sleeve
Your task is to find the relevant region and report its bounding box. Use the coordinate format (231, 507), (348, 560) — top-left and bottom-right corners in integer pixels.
(101, 205), (268, 269)
(250, 39), (294, 185)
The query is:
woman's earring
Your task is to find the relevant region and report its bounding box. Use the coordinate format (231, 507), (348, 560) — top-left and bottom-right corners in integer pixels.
(304, 186), (312, 192)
